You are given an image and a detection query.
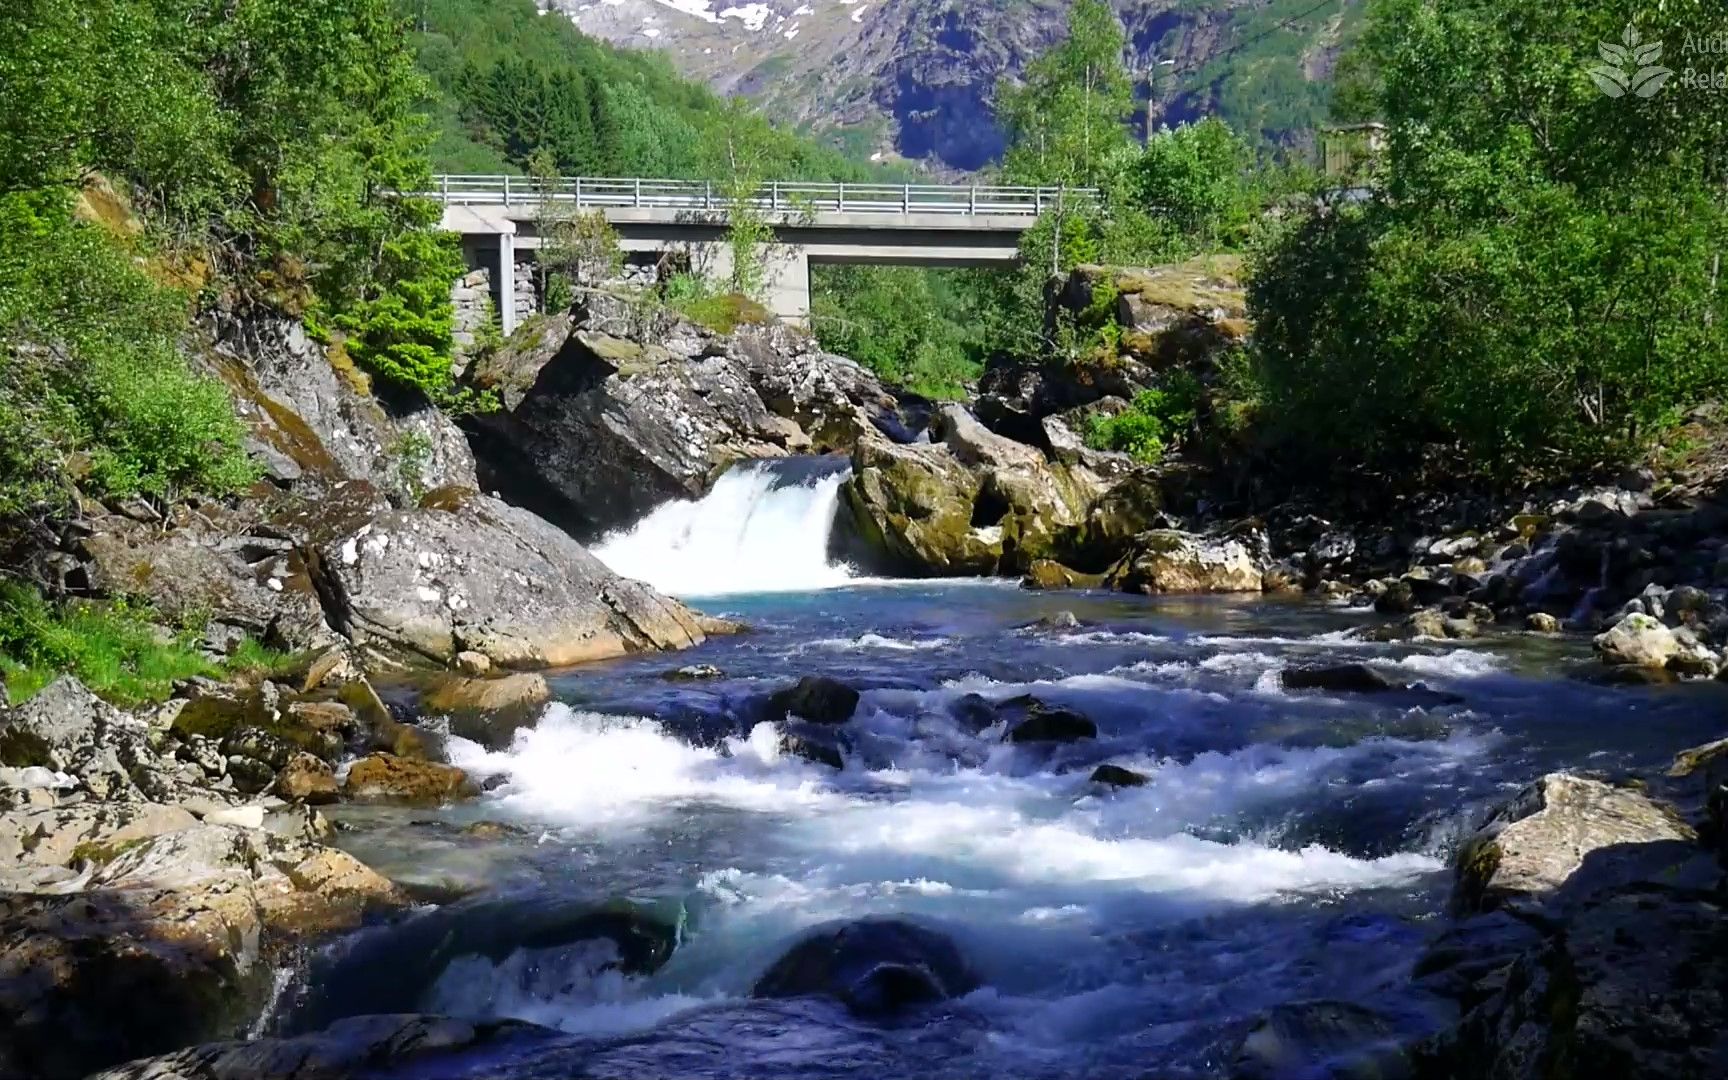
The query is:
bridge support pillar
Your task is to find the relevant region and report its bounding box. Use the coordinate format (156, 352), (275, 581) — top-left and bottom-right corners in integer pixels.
(497, 232), (517, 338)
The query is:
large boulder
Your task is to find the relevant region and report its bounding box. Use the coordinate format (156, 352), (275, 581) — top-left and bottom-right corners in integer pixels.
(311, 491), (705, 669)
(1422, 893), (1728, 1080)
(1104, 530), (1264, 594)
(206, 310), (477, 496)
(933, 404), (1102, 570)
(467, 316), (806, 536)
(836, 408), (1105, 577)
(766, 676), (860, 725)
(289, 894), (679, 1031)
(343, 753), (478, 803)
(753, 917), (978, 1016)
(837, 430), (1000, 576)
(1452, 773), (1694, 916)
(730, 323), (903, 450)
(1594, 612), (1716, 674)
(77, 508), (336, 654)
(0, 824), (401, 1080)
(0, 676), (184, 801)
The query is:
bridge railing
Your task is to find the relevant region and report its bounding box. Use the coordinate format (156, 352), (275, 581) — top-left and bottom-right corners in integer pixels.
(424, 175), (1096, 217)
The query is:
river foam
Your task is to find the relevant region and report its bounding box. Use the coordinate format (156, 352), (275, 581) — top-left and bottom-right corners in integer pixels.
(591, 458), (857, 596)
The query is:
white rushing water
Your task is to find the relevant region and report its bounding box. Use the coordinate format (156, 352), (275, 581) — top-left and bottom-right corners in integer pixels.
(444, 683), (1463, 1039)
(592, 458), (857, 596)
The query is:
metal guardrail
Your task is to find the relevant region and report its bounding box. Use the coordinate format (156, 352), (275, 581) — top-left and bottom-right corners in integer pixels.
(422, 175), (1096, 217)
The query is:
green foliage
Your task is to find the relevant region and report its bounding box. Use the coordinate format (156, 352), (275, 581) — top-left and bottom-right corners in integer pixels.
(1162, 0), (1359, 151)
(0, 194), (256, 525)
(336, 217), (467, 399)
(811, 267), (990, 400)
(411, 0), (870, 184)
(391, 429), (434, 500)
(1084, 378), (1202, 463)
(1248, 0), (1728, 479)
(1134, 119), (1254, 249)
(0, 584), (215, 706)
(660, 273), (770, 336)
(997, 0), (1135, 190)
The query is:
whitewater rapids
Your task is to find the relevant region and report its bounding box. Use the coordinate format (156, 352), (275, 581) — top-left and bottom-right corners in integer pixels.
(592, 457), (857, 596)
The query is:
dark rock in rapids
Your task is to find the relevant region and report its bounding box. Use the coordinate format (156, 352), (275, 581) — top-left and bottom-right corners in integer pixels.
(767, 675), (861, 725)
(753, 917), (978, 1016)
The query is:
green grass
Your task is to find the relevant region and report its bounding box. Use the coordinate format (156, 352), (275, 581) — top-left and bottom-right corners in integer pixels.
(0, 585), (215, 706)
(0, 584), (293, 707)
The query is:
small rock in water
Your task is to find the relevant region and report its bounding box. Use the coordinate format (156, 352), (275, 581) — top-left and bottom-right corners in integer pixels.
(1232, 1000), (1404, 1080)
(1280, 663), (1398, 693)
(947, 693), (999, 733)
(1007, 701), (1097, 743)
(453, 650), (491, 676)
(753, 917), (978, 1016)
(1023, 610), (1082, 632)
(776, 721), (845, 770)
(1525, 612), (1562, 633)
(663, 664), (726, 682)
(1089, 764), (1149, 788)
(767, 676), (860, 725)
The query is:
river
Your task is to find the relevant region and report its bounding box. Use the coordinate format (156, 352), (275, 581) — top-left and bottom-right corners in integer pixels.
(283, 460), (1726, 1079)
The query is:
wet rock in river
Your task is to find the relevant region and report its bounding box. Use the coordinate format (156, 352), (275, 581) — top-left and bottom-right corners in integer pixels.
(663, 663), (727, 682)
(290, 894), (679, 1031)
(342, 753), (478, 804)
(776, 721), (846, 770)
(422, 672), (550, 715)
(1451, 772), (1694, 916)
(1089, 764), (1149, 788)
(1006, 699), (1097, 743)
(89, 1013), (554, 1080)
(753, 917), (978, 1016)
(767, 675), (860, 725)
(1280, 663), (1401, 693)
(1231, 1000), (1407, 1080)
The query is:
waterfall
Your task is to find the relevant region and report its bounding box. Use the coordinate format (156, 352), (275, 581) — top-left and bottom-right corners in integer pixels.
(592, 457), (856, 597)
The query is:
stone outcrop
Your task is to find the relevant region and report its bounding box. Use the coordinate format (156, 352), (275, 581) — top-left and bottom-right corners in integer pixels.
(1104, 529), (1264, 594)
(975, 256), (1247, 441)
(1452, 772), (1694, 916)
(1415, 752), (1728, 1080)
(311, 491), (706, 669)
(0, 677), (405, 1080)
(467, 294), (907, 537)
(836, 404), (1110, 578)
(837, 430), (1000, 575)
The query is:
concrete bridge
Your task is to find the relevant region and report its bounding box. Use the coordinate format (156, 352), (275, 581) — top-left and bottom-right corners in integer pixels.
(424, 175), (1093, 332)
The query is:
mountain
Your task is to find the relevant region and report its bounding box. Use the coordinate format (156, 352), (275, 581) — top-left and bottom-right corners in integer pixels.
(547, 0), (1364, 173)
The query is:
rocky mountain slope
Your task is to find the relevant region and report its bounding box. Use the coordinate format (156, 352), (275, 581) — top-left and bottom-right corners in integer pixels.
(550, 0), (1361, 171)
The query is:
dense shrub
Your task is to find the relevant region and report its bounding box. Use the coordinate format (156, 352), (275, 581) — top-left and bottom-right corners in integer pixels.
(0, 195), (255, 524)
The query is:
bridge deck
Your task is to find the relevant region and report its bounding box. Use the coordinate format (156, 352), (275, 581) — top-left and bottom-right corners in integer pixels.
(422, 175), (1096, 222)
(430, 175), (1094, 331)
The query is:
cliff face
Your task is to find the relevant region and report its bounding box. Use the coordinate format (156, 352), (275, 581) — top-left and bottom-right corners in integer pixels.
(549, 0), (1362, 172)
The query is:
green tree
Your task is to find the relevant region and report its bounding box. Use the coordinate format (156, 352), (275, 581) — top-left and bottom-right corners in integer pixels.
(1249, 0), (1728, 479)
(996, 0), (1134, 191)
(1133, 118), (1253, 250)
